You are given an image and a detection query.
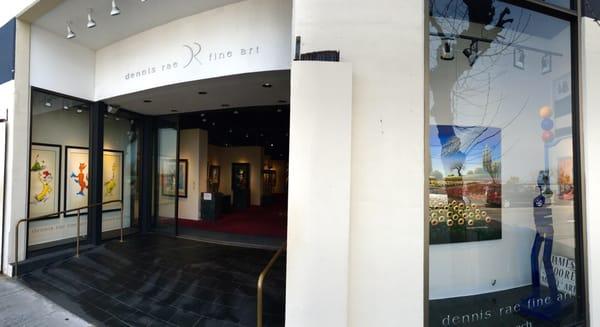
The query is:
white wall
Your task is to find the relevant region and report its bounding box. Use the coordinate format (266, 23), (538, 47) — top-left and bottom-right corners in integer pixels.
(0, 0), (37, 26)
(30, 25), (95, 100)
(178, 129), (204, 220)
(0, 81), (13, 274)
(286, 61), (352, 327)
(582, 17), (600, 327)
(208, 145), (263, 206)
(95, 0), (292, 100)
(292, 1), (425, 326)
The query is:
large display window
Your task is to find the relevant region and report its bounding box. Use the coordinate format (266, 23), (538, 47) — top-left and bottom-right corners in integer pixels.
(27, 89), (91, 251)
(427, 1), (584, 326)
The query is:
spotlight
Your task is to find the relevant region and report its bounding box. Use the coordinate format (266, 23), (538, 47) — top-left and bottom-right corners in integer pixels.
(77, 109), (83, 113)
(66, 22), (76, 39)
(107, 105), (120, 114)
(44, 98), (52, 107)
(262, 83), (273, 88)
(143, 99), (152, 103)
(440, 37), (455, 61)
(198, 91), (208, 95)
(233, 110), (239, 114)
(87, 9), (96, 28)
(110, 0), (121, 16)
(463, 40), (479, 67)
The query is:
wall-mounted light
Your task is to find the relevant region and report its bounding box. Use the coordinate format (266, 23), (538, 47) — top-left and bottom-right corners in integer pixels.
(44, 98), (53, 107)
(66, 22), (76, 39)
(111, 0), (121, 16)
(87, 9), (96, 28)
(440, 37), (455, 61)
(262, 83), (273, 88)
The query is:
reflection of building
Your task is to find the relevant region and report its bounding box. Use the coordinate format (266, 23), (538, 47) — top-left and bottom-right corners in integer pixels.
(0, 0), (598, 326)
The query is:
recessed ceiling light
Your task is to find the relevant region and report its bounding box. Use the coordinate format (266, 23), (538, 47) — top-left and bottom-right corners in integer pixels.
(115, 117), (120, 121)
(44, 99), (52, 108)
(233, 110), (239, 114)
(228, 129), (233, 133)
(270, 143), (274, 147)
(276, 108), (282, 113)
(212, 122), (216, 126)
(200, 113), (205, 117)
(171, 109), (178, 113)
(77, 109), (83, 113)
(63, 105), (69, 110)
(245, 134), (249, 138)
(198, 91), (208, 95)
(144, 99), (152, 103)
(262, 83), (273, 88)
(202, 118), (207, 122)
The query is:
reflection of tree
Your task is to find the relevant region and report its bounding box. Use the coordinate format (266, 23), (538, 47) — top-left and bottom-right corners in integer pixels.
(482, 145), (500, 183)
(429, 0), (526, 202)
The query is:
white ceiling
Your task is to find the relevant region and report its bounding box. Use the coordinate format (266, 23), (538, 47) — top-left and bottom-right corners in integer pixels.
(105, 70), (290, 115)
(34, 0), (243, 50)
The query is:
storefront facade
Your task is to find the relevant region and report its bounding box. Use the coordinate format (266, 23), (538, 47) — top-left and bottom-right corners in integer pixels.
(1, 0), (600, 326)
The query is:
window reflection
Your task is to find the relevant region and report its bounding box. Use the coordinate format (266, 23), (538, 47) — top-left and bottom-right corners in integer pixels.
(428, 1), (582, 326)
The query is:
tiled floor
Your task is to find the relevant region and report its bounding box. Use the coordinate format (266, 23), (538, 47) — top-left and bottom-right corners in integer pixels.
(0, 275), (90, 326)
(19, 234), (286, 326)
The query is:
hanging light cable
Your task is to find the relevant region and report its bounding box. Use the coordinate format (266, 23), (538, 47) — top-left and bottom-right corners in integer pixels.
(110, 0), (121, 16)
(87, 9), (96, 28)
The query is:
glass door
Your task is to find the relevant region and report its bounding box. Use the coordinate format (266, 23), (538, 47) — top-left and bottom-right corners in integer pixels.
(0, 116), (5, 272)
(154, 116), (180, 235)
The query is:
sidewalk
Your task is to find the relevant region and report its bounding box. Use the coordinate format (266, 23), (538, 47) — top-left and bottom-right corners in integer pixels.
(0, 275), (90, 327)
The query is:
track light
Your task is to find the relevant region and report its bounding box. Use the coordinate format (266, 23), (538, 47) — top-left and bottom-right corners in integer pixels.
(66, 22), (76, 39)
(440, 38), (455, 61)
(87, 9), (96, 28)
(111, 0), (121, 16)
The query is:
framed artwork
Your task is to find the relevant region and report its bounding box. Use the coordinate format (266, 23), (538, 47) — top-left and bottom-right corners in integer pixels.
(541, 53), (552, 74)
(513, 48), (525, 70)
(64, 146), (89, 216)
(429, 125), (502, 244)
(103, 150), (124, 212)
(263, 169), (276, 193)
(232, 163), (250, 191)
(29, 143), (61, 218)
(558, 157), (574, 201)
(208, 165), (220, 193)
(161, 158), (188, 197)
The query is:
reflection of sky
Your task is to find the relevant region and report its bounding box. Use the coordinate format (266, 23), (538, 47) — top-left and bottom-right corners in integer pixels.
(430, 125), (501, 175)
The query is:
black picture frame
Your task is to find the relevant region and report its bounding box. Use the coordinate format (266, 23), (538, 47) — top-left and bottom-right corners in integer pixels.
(28, 143), (62, 220)
(160, 158), (188, 198)
(64, 146), (89, 217)
(102, 149), (125, 213)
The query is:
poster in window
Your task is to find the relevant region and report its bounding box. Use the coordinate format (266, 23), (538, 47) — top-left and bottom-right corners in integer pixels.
(429, 125), (502, 244)
(65, 146), (89, 216)
(103, 150), (124, 211)
(29, 143), (61, 218)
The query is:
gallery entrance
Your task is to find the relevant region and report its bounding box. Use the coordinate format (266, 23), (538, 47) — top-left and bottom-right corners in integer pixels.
(150, 105), (290, 248)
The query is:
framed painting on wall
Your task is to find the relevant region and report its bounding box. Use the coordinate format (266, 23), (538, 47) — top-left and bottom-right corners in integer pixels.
(103, 150), (124, 212)
(428, 125), (502, 244)
(29, 143), (61, 218)
(161, 158), (188, 197)
(208, 164), (220, 193)
(64, 146), (89, 216)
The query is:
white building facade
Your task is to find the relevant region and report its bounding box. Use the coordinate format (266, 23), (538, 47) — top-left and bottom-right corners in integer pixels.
(0, 0), (599, 326)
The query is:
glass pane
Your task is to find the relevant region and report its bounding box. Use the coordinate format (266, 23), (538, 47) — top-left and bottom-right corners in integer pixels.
(543, 0), (573, 9)
(428, 1), (583, 326)
(154, 118), (178, 234)
(28, 90), (90, 252)
(102, 112), (141, 240)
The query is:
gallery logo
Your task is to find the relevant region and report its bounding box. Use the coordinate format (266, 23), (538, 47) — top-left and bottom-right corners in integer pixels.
(183, 42), (202, 68)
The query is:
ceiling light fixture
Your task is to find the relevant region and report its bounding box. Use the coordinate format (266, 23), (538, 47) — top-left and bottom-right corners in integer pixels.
(171, 109), (178, 113)
(77, 109), (83, 113)
(222, 104), (230, 107)
(66, 22), (76, 39)
(262, 83), (273, 88)
(278, 100), (286, 103)
(233, 110), (239, 114)
(110, 0), (121, 16)
(87, 9), (96, 28)
(198, 91), (207, 95)
(143, 99), (152, 103)
(44, 98), (52, 108)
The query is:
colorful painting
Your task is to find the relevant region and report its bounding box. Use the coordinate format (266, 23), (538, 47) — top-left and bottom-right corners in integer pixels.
(161, 159), (188, 197)
(429, 125), (502, 244)
(558, 157), (574, 201)
(103, 150), (124, 211)
(65, 146), (89, 215)
(29, 144), (61, 218)
(208, 165), (220, 193)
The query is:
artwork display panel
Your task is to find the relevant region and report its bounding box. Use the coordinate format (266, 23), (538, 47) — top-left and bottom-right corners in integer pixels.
(161, 159), (188, 197)
(29, 143), (61, 218)
(429, 125), (502, 244)
(64, 146), (89, 216)
(103, 150), (124, 212)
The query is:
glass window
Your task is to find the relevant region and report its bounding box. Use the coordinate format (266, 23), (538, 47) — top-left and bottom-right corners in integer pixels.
(102, 111), (141, 240)
(428, 1), (583, 326)
(543, 0), (573, 10)
(28, 90), (90, 252)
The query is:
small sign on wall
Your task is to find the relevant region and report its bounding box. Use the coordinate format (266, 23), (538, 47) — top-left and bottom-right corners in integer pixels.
(203, 193), (213, 201)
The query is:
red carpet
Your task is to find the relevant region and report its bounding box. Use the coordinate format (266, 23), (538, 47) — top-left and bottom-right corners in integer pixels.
(178, 195), (287, 238)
